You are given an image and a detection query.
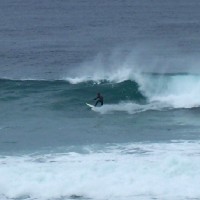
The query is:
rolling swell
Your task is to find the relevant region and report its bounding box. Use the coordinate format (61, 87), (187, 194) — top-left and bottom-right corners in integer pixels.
(0, 79), (146, 108)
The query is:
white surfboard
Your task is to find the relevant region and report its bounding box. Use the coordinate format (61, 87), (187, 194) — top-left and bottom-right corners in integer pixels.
(86, 103), (95, 108)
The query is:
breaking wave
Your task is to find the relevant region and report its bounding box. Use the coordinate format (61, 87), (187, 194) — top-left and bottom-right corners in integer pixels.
(1, 71), (200, 115)
(65, 71), (200, 112)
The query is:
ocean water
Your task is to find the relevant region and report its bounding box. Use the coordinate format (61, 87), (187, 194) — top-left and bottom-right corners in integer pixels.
(1, 0), (200, 199)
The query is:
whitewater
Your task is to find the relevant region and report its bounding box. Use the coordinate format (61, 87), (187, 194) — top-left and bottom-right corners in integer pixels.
(1, 142), (200, 200)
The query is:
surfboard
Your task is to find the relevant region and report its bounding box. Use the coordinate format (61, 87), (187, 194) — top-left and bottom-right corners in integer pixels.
(86, 103), (95, 108)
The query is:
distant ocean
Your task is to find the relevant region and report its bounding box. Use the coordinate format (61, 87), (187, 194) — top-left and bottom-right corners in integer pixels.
(1, 0), (200, 199)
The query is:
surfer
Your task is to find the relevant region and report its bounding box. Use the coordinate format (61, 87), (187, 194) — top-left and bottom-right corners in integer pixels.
(94, 93), (104, 106)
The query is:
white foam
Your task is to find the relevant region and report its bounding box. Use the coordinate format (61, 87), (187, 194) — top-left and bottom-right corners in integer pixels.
(92, 101), (169, 114)
(139, 74), (200, 109)
(1, 141), (200, 200)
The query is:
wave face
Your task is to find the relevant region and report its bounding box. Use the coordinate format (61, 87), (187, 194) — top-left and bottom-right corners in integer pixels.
(1, 72), (200, 115)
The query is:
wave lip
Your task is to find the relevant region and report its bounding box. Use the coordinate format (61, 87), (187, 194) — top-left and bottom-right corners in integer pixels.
(64, 64), (138, 84)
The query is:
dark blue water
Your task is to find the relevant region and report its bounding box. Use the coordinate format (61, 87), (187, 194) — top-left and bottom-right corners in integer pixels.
(1, 0), (200, 79)
(1, 1), (200, 199)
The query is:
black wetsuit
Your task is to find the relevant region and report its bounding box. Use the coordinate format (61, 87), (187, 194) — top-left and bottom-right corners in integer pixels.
(94, 94), (104, 106)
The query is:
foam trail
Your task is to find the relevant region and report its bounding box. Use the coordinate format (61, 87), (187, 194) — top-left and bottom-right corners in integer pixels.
(92, 101), (169, 114)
